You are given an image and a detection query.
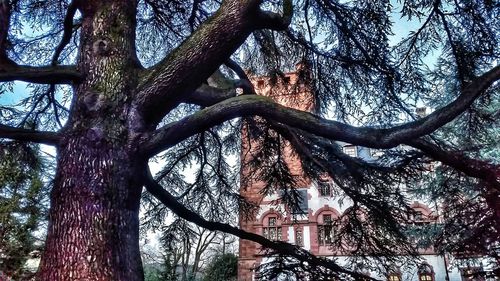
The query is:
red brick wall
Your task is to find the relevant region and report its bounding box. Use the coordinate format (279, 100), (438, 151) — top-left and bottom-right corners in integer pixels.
(238, 66), (314, 280)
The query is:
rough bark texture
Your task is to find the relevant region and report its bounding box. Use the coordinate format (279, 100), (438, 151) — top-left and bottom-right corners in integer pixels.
(36, 1), (145, 280)
(38, 137), (143, 280)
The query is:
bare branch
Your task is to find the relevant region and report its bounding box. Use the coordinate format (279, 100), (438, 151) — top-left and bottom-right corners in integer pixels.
(141, 65), (500, 157)
(143, 167), (376, 280)
(0, 65), (82, 84)
(0, 124), (60, 145)
(0, 1), (81, 84)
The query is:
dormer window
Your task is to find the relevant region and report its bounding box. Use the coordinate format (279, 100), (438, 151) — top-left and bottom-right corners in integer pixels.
(416, 107), (427, 118)
(318, 180), (332, 196)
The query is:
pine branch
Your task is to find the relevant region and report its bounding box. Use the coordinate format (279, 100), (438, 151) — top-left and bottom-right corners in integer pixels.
(141, 65), (500, 157)
(134, 0), (292, 125)
(0, 124), (60, 145)
(407, 139), (500, 188)
(0, 65), (82, 84)
(51, 0), (78, 66)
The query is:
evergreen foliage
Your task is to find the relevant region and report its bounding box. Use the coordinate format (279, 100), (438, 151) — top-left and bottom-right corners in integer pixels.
(0, 141), (46, 279)
(203, 253), (237, 281)
(0, 0), (498, 279)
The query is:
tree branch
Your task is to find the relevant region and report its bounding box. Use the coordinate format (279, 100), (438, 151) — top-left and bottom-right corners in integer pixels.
(224, 58), (255, 94)
(0, 0), (14, 65)
(133, 1), (263, 125)
(51, 0), (78, 65)
(182, 66), (253, 107)
(183, 84), (238, 107)
(134, 0), (293, 125)
(0, 65), (82, 84)
(0, 124), (60, 145)
(143, 167), (376, 280)
(141, 65), (500, 157)
(406, 139), (500, 188)
(256, 0), (293, 31)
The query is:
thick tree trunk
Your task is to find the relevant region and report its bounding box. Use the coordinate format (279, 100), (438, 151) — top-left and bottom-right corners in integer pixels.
(37, 1), (145, 280)
(37, 137), (143, 280)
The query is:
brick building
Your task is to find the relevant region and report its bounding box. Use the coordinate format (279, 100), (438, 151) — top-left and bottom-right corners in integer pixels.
(238, 62), (315, 281)
(237, 64), (496, 281)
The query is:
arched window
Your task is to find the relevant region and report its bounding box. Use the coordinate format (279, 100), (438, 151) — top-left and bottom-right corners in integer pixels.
(314, 208), (340, 247)
(387, 273), (402, 281)
(418, 264), (434, 281)
(410, 202), (437, 225)
(318, 214), (334, 246)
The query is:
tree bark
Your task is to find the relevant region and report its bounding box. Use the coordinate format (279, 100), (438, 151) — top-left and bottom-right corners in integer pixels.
(36, 1), (145, 280)
(37, 136), (144, 280)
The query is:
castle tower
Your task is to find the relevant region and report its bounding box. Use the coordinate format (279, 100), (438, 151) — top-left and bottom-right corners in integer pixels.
(238, 63), (314, 281)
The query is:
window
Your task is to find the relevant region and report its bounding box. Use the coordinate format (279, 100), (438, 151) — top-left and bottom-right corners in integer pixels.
(418, 264), (434, 281)
(461, 267), (486, 281)
(263, 216), (282, 241)
(292, 189), (308, 215)
(318, 180), (332, 196)
(388, 274), (401, 281)
(411, 209), (431, 225)
(414, 210), (424, 222)
(343, 145), (357, 157)
(318, 214), (334, 245)
(419, 274), (433, 281)
(295, 228), (303, 246)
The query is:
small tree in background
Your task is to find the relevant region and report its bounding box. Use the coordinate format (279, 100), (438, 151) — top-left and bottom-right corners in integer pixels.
(203, 253), (237, 281)
(0, 141), (47, 279)
(156, 252), (178, 281)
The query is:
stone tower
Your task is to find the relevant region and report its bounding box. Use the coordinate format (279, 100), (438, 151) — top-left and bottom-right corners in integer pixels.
(238, 62), (314, 281)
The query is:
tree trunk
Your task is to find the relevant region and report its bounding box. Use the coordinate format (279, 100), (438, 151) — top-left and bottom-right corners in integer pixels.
(37, 137), (143, 280)
(37, 1), (145, 280)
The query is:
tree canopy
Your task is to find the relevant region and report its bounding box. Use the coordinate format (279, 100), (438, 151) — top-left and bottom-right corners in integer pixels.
(0, 0), (498, 280)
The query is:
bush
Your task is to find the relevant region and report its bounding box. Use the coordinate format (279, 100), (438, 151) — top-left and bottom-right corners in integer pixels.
(203, 254), (237, 281)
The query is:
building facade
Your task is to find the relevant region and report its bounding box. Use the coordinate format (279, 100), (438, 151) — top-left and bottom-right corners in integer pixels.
(237, 64), (496, 281)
